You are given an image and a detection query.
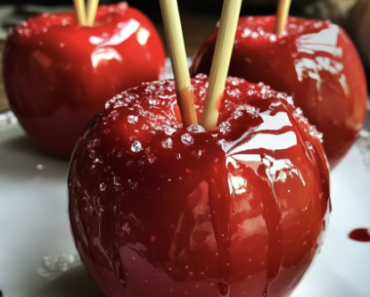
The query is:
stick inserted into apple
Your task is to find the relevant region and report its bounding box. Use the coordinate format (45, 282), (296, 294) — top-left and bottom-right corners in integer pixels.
(68, 1), (331, 296)
(73, 0), (100, 26)
(159, 0), (197, 127)
(274, 0), (291, 35)
(73, 0), (87, 26)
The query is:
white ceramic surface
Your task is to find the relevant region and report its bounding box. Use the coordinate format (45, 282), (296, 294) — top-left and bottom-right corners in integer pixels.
(1, 118), (370, 296)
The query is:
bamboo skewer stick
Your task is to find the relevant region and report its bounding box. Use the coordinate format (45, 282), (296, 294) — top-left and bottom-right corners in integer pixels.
(73, 0), (87, 26)
(87, 0), (99, 27)
(201, 0), (243, 129)
(274, 0), (292, 35)
(159, 0), (197, 127)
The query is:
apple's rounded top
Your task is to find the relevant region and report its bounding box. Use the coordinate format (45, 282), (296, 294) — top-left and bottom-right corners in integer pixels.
(234, 16), (332, 40)
(99, 74), (304, 132)
(11, 2), (132, 36)
(73, 75), (326, 161)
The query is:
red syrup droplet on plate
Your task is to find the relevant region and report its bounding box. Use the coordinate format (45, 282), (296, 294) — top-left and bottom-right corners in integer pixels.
(349, 228), (370, 242)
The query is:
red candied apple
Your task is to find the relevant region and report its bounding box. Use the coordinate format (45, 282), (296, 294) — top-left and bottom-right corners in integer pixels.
(68, 75), (330, 297)
(3, 2), (165, 157)
(190, 16), (368, 168)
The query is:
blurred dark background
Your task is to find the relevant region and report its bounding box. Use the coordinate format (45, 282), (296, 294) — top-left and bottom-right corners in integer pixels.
(0, 0), (358, 23)
(0, 0), (354, 14)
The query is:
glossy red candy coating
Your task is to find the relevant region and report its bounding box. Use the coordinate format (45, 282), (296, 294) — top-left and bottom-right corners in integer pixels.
(3, 2), (165, 157)
(68, 76), (330, 297)
(190, 16), (368, 168)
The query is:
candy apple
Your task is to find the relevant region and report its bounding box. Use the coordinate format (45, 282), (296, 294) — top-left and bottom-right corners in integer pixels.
(190, 16), (368, 168)
(3, 2), (165, 157)
(68, 75), (330, 297)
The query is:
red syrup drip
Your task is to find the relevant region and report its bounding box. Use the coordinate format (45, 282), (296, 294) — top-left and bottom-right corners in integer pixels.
(250, 167), (283, 297)
(97, 192), (127, 284)
(349, 229), (370, 242)
(69, 187), (105, 281)
(208, 173), (232, 296)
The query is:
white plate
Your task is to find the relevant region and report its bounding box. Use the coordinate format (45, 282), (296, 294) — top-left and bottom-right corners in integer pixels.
(1, 115), (370, 296)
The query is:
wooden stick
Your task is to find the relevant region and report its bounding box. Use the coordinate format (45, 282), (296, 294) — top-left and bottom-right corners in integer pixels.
(87, 0), (99, 27)
(274, 0), (292, 34)
(73, 0), (87, 26)
(159, 0), (197, 127)
(201, 0), (242, 129)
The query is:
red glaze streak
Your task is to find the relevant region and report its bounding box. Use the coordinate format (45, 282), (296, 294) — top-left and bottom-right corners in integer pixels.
(68, 75), (331, 297)
(190, 16), (368, 168)
(349, 228), (370, 242)
(4, 2), (165, 157)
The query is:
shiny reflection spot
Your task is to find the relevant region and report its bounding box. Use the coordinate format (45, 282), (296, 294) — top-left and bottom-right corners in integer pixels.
(91, 48), (122, 68)
(137, 28), (150, 45)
